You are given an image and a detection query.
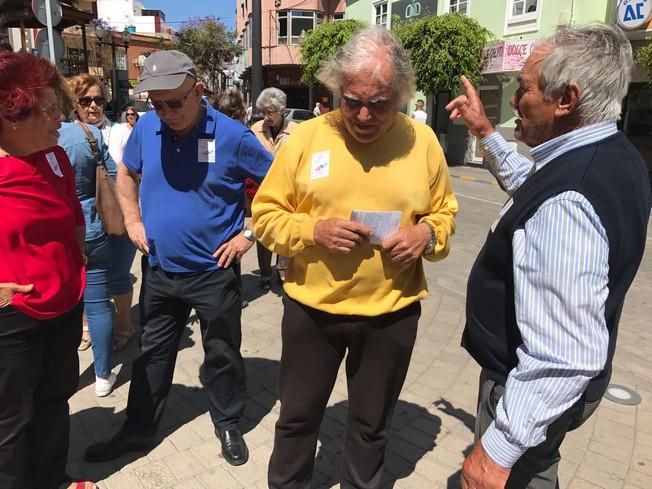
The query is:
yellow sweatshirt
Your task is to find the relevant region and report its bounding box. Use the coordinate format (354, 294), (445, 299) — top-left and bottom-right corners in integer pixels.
(252, 110), (458, 316)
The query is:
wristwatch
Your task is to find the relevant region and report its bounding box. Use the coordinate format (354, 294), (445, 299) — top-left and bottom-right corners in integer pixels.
(243, 228), (256, 242)
(422, 222), (436, 255)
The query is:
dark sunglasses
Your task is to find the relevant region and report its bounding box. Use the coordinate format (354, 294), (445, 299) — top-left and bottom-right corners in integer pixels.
(150, 84), (196, 111)
(342, 95), (390, 113)
(78, 96), (106, 107)
(126, 112), (137, 117)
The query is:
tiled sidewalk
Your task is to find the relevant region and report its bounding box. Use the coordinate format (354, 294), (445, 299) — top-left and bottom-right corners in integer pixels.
(70, 176), (652, 488)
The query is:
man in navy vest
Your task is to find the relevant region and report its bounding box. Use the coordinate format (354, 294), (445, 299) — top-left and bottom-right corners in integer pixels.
(84, 51), (273, 467)
(447, 24), (650, 489)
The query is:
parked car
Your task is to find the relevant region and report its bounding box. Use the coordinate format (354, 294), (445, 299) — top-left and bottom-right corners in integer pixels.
(285, 108), (315, 123)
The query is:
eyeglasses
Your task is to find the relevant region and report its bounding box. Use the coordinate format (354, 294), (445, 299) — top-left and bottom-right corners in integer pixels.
(342, 95), (391, 114)
(78, 96), (106, 107)
(126, 112), (137, 117)
(262, 109), (280, 117)
(150, 84), (197, 111)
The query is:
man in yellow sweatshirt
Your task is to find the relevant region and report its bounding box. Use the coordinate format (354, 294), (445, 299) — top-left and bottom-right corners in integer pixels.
(252, 26), (458, 489)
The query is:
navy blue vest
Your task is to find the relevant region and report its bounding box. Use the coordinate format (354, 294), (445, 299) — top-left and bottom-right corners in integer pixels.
(463, 132), (650, 402)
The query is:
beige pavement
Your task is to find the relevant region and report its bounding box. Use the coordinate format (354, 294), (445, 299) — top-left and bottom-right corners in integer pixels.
(70, 168), (652, 489)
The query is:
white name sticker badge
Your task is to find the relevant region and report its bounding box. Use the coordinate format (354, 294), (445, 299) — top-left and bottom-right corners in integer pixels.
(198, 138), (216, 163)
(310, 150), (330, 180)
(45, 152), (64, 177)
(490, 197), (514, 233)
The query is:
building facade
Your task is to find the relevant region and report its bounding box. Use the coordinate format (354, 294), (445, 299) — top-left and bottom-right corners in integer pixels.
(93, 1), (173, 112)
(236, 0), (346, 109)
(96, 0), (171, 35)
(615, 0), (652, 180)
(447, 0), (615, 164)
(344, 0), (632, 165)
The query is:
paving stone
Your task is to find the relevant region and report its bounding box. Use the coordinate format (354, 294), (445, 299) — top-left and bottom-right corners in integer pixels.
(586, 440), (633, 465)
(189, 440), (222, 470)
(625, 469), (652, 489)
(574, 465), (626, 489)
(171, 479), (205, 489)
(132, 460), (178, 489)
(582, 451), (629, 479)
(65, 176), (652, 488)
(163, 450), (206, 480)
(145, 439), (178, 463)
(567, 478), (602, 489)
(194, 465), (243, 489)
(168, 425), (205, 452)
(635, 432), (652, 449)
(103, 470), (146, 489)
(225, 458), (266, 487)
(594, 417), (636, 439)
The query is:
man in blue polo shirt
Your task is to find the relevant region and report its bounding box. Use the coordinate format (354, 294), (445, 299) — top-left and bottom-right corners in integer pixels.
(84, 50), (272, 467)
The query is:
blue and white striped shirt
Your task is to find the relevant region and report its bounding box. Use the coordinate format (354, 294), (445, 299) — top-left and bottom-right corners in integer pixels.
(478, 122), (615, 468)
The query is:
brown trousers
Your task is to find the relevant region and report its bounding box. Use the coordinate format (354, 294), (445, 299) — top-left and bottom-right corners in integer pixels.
(268, 296), (420, 489)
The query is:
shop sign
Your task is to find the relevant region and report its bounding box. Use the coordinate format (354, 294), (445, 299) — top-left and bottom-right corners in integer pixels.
(482, 40), (537, 74)
(393, 0), (438, 22)
(617, 0), (652, 30)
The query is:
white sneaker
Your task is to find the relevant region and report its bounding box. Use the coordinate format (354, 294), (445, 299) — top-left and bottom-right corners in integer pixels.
(95, 372), (117, 397)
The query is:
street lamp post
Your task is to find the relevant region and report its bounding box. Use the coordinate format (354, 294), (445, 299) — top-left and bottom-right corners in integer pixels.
(110, 34), (118, 117)
(111, 27), (132, 117)
(93, 22), (132, 119)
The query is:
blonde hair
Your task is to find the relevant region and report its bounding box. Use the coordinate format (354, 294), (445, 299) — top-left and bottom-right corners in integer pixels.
(67, 73), (107, 99)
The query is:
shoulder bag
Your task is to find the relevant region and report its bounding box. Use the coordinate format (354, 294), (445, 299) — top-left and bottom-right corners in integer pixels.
(76, 121), (127, 237)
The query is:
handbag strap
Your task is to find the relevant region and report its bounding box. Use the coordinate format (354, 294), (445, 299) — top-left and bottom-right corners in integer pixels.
(75, 121), (103, 166)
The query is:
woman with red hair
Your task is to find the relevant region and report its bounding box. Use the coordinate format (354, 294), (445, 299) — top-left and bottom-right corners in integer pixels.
(0, 52), (97, 489)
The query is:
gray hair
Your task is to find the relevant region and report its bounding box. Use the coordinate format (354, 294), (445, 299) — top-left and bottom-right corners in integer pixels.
(539, 23), (632, 125)
(317, 26), (416, 106)
(256, 87), (287, 112)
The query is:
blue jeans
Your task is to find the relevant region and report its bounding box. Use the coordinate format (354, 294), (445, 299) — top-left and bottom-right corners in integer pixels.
(85, 235), (113, 378)
(108, 235), (137, 296)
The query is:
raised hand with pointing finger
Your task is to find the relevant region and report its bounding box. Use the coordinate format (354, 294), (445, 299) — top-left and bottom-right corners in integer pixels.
(445, 75), (496, 139)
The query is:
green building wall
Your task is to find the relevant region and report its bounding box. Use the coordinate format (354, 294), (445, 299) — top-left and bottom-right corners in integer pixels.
(344, 0), (617, 163)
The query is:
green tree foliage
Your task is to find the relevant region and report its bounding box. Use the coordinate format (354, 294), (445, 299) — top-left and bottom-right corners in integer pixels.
(299, 19), (367, 86)
(394, 13), (492, 94)
(635, 44), (652, 84)
(171, 17), (240, 92)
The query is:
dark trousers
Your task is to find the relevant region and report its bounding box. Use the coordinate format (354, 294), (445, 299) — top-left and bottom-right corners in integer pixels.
(474, 370), (600, 489)
(124, 259), (246, 436)
(268, 296), (420, 489)
(0, 302), (83, 489)
(257, 241), (273, 279)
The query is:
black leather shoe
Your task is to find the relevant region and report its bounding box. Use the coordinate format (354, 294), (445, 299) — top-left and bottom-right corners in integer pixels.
(216, 427), (249, 466)
(84, 430), (154, 462)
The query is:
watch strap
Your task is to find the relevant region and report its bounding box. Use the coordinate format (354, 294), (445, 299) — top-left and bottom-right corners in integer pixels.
(422, 222), (436, 255)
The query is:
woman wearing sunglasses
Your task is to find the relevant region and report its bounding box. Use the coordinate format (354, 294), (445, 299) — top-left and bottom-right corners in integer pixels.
(0, 51), (97, 489)
(106, 102), (139, 350)
(106, 103), (140, 165)
(70, 77), (138, 354)
(57, 75), (119, 397)
(123, 105), (140, 129)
